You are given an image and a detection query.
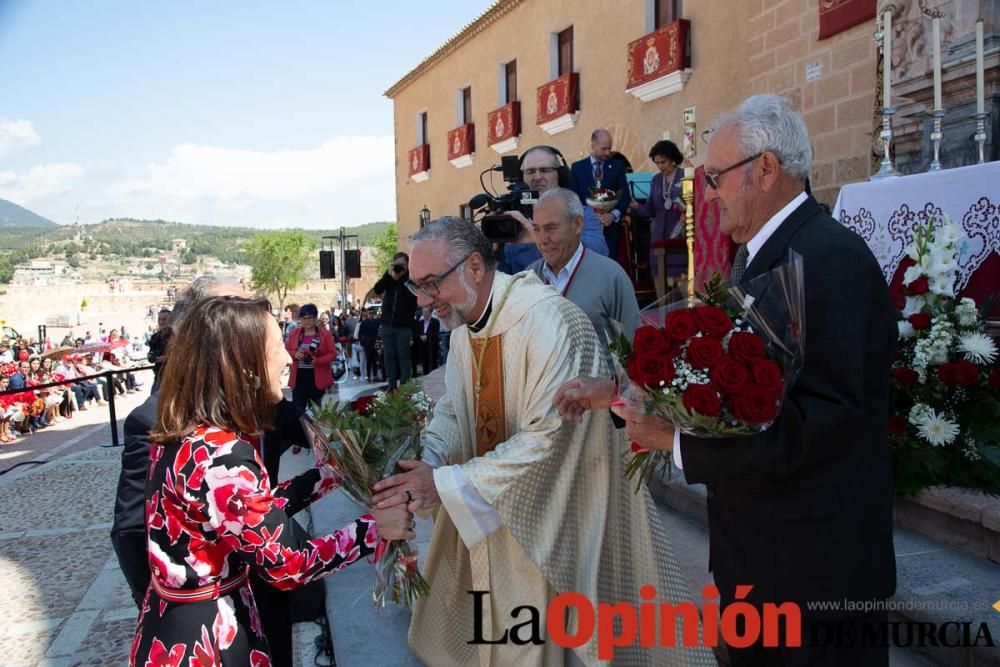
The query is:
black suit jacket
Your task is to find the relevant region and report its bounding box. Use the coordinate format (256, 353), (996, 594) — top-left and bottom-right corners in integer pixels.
(570, 156), (631, 219)
(680, 196), (896, 606)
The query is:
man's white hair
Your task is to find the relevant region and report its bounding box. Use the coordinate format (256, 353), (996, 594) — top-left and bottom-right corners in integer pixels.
(537, 187), (585, 222)
(716, 94), (812, 181)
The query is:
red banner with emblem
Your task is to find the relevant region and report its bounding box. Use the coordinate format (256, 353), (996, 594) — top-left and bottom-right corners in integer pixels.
(487, 101), (520, 145)
(536, 73), (578, 125)
(818, 0), (875, 40)
(626, 20), (690, 89)
(446, 124), (475, 160)
(408, 144), (430, 176)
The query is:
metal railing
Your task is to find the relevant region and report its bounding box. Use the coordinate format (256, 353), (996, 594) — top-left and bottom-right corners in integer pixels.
(0, 364), (155, 450)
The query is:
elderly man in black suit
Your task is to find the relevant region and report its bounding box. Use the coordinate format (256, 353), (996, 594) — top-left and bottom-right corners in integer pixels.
(555, 94), (896, 666)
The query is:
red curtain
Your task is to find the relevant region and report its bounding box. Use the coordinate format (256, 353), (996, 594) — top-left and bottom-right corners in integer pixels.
(818, 0), (875, 40)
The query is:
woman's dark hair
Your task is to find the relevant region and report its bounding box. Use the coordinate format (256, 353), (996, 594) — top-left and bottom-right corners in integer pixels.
(649, 139), (684, 165)
(152, 295), (275, 442)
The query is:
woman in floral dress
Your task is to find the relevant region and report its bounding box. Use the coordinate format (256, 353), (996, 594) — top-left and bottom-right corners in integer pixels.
(131, 295), (415, 666)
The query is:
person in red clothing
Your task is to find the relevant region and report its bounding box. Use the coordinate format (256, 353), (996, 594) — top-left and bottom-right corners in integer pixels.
(131, 294), (414, 666)
(284, 303), (337, 412)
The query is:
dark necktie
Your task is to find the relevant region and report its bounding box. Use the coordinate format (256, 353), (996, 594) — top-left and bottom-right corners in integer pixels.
(730, 244), (749, 285)
(593, 160), (603, 184)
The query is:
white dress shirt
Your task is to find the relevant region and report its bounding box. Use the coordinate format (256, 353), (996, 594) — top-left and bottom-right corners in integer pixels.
(541, 243), (585, 294)
(673, 191), (808, 469)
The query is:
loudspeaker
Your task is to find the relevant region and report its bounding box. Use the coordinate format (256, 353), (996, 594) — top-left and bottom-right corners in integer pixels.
(344, 249), (361, 279)
(319, 250), (336, 279)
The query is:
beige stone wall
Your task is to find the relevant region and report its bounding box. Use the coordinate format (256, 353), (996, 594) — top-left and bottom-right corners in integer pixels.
(388, 0), (893, 242)
(746, 0), (879, 206)
(390, 0), (757, 242)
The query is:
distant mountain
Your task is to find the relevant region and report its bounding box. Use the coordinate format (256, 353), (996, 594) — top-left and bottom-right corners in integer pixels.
(0, 198), (59, 229)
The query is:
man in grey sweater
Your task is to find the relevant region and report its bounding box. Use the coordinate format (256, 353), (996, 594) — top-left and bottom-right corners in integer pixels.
(526, 187), (642, 348)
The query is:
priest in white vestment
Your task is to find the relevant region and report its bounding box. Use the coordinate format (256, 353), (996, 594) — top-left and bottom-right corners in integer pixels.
(372, 218), (715, 667)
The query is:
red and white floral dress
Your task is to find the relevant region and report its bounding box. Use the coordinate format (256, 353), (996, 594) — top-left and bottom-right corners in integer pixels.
(130, 424), (378, 666)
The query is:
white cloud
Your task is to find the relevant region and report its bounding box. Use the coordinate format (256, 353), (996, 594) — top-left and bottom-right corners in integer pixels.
(0, 119), (41, 158)
(0, 163), (84, 204)
(101, 135), (397, 228)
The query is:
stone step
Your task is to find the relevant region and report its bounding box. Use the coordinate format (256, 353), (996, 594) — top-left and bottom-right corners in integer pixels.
(649, 469), (1000, 667)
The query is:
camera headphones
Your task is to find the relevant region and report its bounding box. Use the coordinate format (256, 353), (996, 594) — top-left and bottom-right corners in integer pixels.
(518, 145), (572, 188)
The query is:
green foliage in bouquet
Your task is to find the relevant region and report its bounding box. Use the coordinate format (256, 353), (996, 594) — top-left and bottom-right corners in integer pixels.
(309, 379), (433, 606)
(889, 216), (1000, 495)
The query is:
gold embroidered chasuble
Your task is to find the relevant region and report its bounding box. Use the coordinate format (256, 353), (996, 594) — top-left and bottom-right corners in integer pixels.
(408, 271), (714, 667)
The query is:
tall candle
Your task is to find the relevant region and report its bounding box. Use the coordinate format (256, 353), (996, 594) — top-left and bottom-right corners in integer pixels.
(932, 18), (942, 110)
(976, 20), (985, 115)
(883, 11), (893, 108)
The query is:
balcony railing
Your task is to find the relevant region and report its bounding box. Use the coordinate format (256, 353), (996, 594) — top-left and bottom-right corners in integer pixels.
(487, 101), (521, 154)
(408, 144), (430, 182)
(625, 19), (692, 102)
(446, 123), (475, 168)
(536, 72), (579, 135)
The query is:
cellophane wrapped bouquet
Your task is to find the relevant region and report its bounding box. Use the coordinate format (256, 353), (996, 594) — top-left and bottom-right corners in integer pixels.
(610, 251), (806, 490)
(305, 380), (432, 609)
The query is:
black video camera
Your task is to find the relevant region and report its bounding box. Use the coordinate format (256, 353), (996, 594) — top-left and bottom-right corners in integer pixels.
(471, 156), (539, 242)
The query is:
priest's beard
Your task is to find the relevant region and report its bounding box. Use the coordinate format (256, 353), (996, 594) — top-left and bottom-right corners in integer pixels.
(436, 269), (479, 330)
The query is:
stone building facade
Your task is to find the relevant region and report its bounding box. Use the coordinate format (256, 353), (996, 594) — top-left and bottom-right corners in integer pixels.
(385, 0), (997, 241)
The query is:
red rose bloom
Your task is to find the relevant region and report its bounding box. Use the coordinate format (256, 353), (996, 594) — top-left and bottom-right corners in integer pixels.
(682, 383), (721, 417)
(686, 337), (724, 369)
(694, 306), (733, 337)
(906, 275), (930, 295)
(892, 367), (920, 386)
(937, 362), (964, 387)
(751, 359), (783, 392)
(888, 415), (907, 436)
(710, 357), (751, 394)
(727, 331), (766, 365)
(990, 368), (1000, 389)
(634, 354), (676, 388)
(730, 388), (781, 425)
(630, 441), (649, 453)
(632, 325), (668, 356)
(954, 359), (980, 386)
(665, 309), (698, 342)
(908, 312), (932, 330)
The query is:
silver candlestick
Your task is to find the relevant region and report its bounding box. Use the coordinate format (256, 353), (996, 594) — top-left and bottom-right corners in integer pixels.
(927, 109), (945, 171)
(871, 107), (899, 180)
(972, 112), (989, 164)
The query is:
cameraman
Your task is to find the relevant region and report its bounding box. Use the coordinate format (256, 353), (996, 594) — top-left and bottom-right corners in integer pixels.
(368, 252), (417, 390)
(500, 145), (609, 273)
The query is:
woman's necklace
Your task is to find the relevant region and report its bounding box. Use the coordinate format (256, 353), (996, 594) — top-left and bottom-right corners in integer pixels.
(469, 274), (523, 398)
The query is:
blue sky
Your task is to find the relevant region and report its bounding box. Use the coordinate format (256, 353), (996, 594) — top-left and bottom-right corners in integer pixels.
(0, 0), (481, 228)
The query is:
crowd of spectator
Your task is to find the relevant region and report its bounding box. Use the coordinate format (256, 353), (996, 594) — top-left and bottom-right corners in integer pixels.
(0, 330), (144, 444)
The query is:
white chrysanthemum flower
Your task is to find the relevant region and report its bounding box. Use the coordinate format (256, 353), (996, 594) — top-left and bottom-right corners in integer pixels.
(917, 411), (960, 447)
(908, 403), (933, 427)
(958, 332), (997, 365)
(897, 320), (916, 339)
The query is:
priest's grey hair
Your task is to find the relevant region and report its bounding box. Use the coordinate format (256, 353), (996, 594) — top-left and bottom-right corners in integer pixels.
(538, 187), (584, 223)
(410, 216), (497, 269)
(715, 94), (812, 182)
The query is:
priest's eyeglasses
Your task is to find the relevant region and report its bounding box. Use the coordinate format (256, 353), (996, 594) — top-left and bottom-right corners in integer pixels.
(705, 153), (762, 190)
(405, 253), (473, 298)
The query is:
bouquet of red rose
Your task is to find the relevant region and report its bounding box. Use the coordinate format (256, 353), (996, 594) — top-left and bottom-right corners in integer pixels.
(586, 186), (620, 213)
(610, 252), (805, 489)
